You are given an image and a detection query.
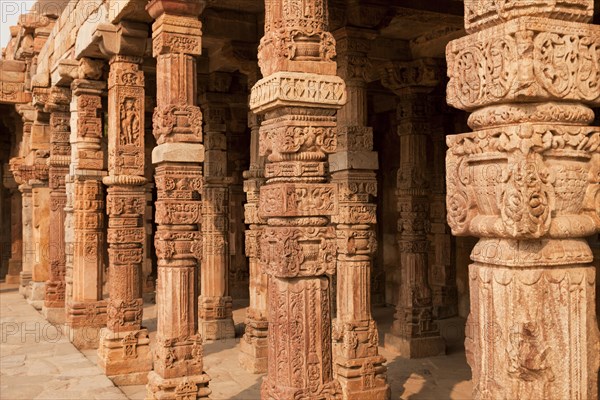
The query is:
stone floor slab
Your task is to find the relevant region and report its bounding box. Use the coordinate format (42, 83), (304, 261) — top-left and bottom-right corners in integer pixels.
(0, 283), (128, 400)
(1, 282), (473, 399)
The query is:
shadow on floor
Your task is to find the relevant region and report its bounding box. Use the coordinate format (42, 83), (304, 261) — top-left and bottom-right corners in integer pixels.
(373, 305), (472, 399)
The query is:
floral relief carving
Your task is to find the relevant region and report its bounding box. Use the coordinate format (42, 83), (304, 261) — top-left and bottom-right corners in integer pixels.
(447, 19), (600, 110)
(153, 104), (203, 144)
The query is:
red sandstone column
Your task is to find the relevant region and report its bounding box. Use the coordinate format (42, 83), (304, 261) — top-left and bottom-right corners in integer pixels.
(428, 99), (458, 320)
(330, 28), (390, 399)
(93, 20), (153, 382)
(251, 0), (346, 397)
(198, 89), (235, 341)
(240, 71), (269, 372)
(66, 68), (108, 350)
(11, 105), (35, 297)
(446, 1), (600, 398)
(381, 61), (446, 358)
(42, 86), (71, 324)
(5, 178), (22, 284)
(28, 86), (51, 310)
(145, 1), (210, 398)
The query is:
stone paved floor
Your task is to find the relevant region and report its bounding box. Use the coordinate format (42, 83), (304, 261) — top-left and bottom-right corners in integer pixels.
(1, 281), (472, 399)
(0, 283), (127, 400)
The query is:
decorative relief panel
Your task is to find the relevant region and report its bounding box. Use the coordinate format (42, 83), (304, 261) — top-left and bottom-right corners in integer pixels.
(463, 0), (594, 33)
(260, 226), (336, 278)
(250, 72), (346, 112)
(447, 18), (600, 111)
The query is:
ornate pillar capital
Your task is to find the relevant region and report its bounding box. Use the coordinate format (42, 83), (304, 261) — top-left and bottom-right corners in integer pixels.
(146, 0), (206, 20)
(94, 21), (148, 59)
(333, 28), (376, 91)
(380, 58), (444, 96)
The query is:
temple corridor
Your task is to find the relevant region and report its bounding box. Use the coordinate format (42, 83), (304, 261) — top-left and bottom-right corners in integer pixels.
(0, 0), (599, 399)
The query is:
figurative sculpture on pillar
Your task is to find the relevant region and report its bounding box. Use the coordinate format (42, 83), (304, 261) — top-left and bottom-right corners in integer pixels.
(446, 1), (600, 398)
(94, 21), (153, 384)
(145, 0), (211, 398)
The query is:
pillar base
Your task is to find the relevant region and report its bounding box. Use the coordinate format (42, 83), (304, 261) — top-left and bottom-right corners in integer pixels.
(384, 333), (445, 358)
(110, 371), (149, 386)
(6, 259), (21, 284)
(199, 318), (235, 341)
(6, 259), (22, 284)
(19, 271), (32, 297)
(262, 378), (342, 400)
(65, 324), (104, 349)
(97, 328), (152, 379)
(27, 281), (46, 309)
(41, 306), (66, 324)
(239, 336), (268, 374)
(65, 300), (107, 349)
(336, 356), (390, 400)
(146, 371), (211, 400)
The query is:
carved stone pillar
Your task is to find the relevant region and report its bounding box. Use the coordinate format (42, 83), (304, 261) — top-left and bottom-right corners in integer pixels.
(446, 1), (600, 398)
(19, 181), (33, 297)
(66, 67), (108, 350)
(94, 45), (152, 383)
(5, 181), (22, 284)
(240, 69), (269, 372)
(42, 86), (71, 323)
(29, 88), (51, 310)
(146, 1), (210, 398)
(198, 87), (235, 341)
(250, 0), (346, 397)
(381, 60), (445, 358)
(329, 28), (389, 399)
(12, 106), (34, 297)
(428, 96), (457, 320)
